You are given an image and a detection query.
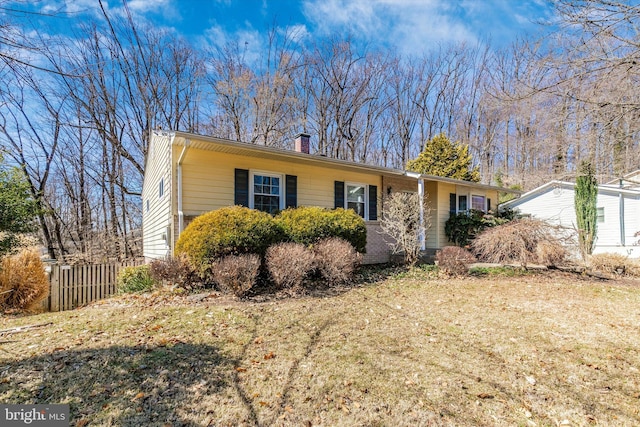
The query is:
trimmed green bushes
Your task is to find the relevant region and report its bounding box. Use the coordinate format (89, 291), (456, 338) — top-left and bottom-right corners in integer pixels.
(176, 206), (368, 274)
(175, 206), (283, 272)
(276, 206), (367, 253)
(174, 206), (366, 294)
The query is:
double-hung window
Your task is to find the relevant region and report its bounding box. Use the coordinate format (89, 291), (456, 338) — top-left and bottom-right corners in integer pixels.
(335, 180), (377, 221)
(251, 172), (283, 214)
(458, 195), (468, 212)
(346, 183), (366, 218)
(471, 195), (486, 211)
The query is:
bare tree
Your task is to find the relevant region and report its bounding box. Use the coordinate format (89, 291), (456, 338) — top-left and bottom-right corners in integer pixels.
(380, 192), (432, 265)
(0, 68), (65, 259)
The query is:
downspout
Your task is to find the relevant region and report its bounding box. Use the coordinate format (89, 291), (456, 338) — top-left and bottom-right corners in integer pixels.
(177, 139), (190, 240)
(418, 177), (426, 251)
(619, 179), (625, 246)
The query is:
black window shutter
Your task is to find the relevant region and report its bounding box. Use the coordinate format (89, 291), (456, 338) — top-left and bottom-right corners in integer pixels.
(285, 175), (297, 208)
(487, 198), (491, 212)
(334, 181), (345, 209)
(449, 193), (456, 216)
(234, 168), (249, 206)
(368, 185), (378, 220)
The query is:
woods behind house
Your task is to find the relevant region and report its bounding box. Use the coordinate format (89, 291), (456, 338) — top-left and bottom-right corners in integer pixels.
(0, 0), (638, 261)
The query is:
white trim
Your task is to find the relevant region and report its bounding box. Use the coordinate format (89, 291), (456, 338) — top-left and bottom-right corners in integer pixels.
(177, 139), (190, 235)
(249, 170), (285, 212)
(345, 182), (369, 220)
(417, 178), (425, 251)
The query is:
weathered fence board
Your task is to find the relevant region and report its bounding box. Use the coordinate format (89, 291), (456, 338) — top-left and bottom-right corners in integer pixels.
(44, 260), (143, 312)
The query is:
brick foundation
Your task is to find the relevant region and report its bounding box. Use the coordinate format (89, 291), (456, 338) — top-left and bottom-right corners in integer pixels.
(363, 221), (391, 264)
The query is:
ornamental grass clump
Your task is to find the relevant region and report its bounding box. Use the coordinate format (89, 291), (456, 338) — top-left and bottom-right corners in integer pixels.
(589, 253), (640, 277)
(117, 265), (155, 294)
(0, 249), (49, 311)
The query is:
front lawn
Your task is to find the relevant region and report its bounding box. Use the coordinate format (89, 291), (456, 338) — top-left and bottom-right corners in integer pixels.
(1, 269), (639, 426)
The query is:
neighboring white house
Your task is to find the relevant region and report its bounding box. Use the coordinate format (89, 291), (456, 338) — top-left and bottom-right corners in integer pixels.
(502, 179), (640, 257)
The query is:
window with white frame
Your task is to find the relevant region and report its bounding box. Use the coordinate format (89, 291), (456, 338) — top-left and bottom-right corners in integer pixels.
(471, 195), (486, 211)
(458, 195), (468, 212)
(597, 207), (605, 223)
(251, 172), (283, 214)
(346, 183), (366, 218)
(158, 177), (164, 199)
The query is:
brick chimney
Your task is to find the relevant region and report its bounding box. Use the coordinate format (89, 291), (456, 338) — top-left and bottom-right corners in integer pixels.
(294, 132), (310, 154)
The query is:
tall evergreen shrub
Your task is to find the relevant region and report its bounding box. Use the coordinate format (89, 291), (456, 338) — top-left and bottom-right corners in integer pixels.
(575, 161), (598, 258)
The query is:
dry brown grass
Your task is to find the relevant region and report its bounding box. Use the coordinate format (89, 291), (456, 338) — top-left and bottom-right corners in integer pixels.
(1, 269), (640, 426)
(0, 249), (49, 311)
(589, 253), (640, 277)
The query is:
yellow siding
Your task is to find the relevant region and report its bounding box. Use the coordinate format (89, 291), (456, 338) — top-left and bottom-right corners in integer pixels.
(437, 183), (456, 246)
(149, 134), (505, 262)
(175, 146), (383, 215)
(425, 181), (439, 248)
(433, 183), (499, 247)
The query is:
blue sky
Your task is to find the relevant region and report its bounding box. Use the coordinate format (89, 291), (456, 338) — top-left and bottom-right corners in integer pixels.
(19, 0), (553, 55)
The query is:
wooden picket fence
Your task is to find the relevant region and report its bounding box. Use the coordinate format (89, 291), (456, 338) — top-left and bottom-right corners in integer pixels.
(44, 259), (144, 312)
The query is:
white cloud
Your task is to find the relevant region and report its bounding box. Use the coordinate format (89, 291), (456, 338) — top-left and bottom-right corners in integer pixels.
(301, 0), (478, 56)
(203, 22), (265, 65)
(33, 0), (181, 23)
(279, 24), (310, 44)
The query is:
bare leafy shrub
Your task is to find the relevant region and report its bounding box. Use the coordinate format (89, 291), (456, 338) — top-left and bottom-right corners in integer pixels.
(0, 249), (49, 311)
(589, 253), (640, 276)
(211, 254), (261, 297)
(535, 240), (569, 267)
(149, 254), (200, 289)
(266, 242), (314, 290)
(435, 246), (476, 276)
(313, 238), (362, 285)
(380, 192), (432, 265)
(471, 219), (569, 267)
